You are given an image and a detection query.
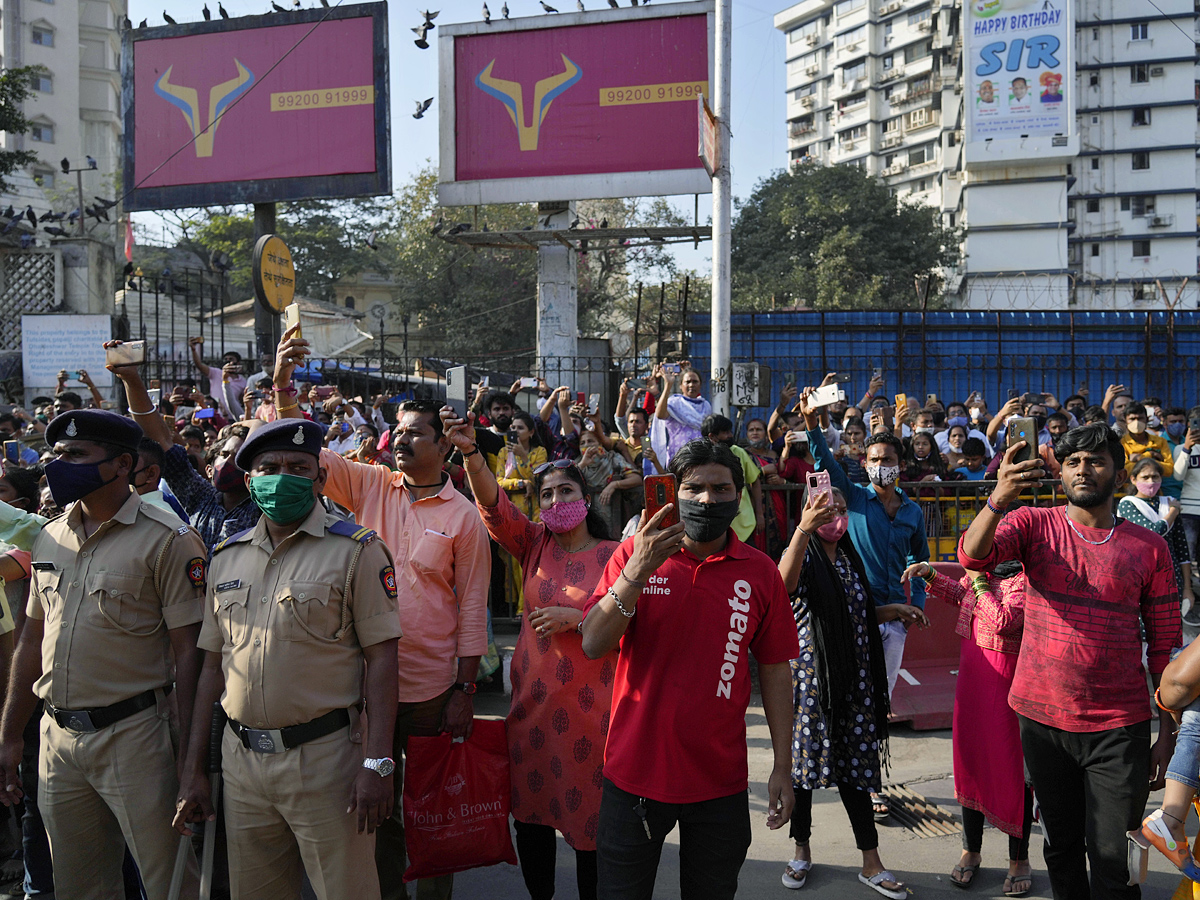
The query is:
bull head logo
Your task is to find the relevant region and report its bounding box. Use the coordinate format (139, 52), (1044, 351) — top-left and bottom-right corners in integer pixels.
(475, 55), (582, 152)
(154, 60), (256, 158)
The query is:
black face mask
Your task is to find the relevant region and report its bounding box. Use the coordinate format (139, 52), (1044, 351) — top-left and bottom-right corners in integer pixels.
(677, 498), (740, 543)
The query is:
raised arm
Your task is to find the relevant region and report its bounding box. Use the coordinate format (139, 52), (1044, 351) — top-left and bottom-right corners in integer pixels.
(654, 364), (674, 421)
(272, 325), (308, 420)
(766, 383), (798, 442)
(105, 341), (174, 451)
(188, 336), (213, 379)
(76, 370), (104, 408)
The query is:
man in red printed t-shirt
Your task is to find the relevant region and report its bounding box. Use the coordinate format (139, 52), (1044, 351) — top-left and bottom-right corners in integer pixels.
(959, 423), (1180, 900)
(580, 439), (799, 900)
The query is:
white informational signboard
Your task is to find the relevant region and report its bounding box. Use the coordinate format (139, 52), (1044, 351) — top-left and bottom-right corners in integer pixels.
(963, 0), (1076, 164)
(731, 363), (762, 408)
(21, 315), (113, 391)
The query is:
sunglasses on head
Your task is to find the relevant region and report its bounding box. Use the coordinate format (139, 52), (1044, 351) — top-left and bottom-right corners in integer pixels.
(533, 459), (577, 476)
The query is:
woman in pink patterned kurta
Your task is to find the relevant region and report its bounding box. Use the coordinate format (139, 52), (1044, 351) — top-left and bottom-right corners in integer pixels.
(446, 411), (617, 900)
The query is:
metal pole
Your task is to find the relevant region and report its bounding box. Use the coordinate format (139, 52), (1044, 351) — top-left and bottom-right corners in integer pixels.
(253, 203), (279, 373)
(633, 283), (643, 373)
(680, 276), (690, 359)
(76, 168), (85, 237)
(656, 283), (665, 354)
(710, 0), (733, 417)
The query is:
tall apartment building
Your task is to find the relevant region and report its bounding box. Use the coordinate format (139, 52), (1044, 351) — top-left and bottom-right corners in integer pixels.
(774, 0), (1199, 310)
(0, 0), (125, 215)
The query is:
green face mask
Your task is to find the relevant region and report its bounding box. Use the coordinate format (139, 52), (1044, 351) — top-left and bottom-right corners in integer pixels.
(247, 473), (318, 524)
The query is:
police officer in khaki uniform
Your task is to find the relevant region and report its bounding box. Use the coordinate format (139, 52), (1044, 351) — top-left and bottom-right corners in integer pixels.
(0, 409), (206, 900)
(174, 418), (402, 900)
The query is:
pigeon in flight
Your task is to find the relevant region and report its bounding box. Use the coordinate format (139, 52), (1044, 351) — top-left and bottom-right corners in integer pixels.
(420, 10), (439, 27)
(163, 11), (177, 24)
(413, 98), (434, 119)
(364, 231), (378, 251)
(413, 24), (430, 48)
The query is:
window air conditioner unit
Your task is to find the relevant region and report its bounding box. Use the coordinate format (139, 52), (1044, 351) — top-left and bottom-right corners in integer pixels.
(806, 65), (820, 75)
(1150, 66), (1164, 76)
(843, 139), (857, 149)
(806, 33), (819, 45)
(917, 19), (932, 31)
(1149, 215), (1173, 227)
(801, 95), (814, 106)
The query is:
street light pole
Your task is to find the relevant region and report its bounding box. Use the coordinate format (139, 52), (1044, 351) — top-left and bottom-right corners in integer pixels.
(710, 0), (733, 417)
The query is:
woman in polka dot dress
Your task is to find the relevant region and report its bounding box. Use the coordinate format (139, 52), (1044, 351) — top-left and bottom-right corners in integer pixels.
(777, 487), (909, 899)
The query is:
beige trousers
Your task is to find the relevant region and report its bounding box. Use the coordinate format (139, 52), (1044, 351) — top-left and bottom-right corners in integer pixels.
(222, 724), (379, 900)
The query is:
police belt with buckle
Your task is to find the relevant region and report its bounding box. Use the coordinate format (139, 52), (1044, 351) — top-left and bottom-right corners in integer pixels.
(228, 708), (350, 754)
(47, 685), (171, 734)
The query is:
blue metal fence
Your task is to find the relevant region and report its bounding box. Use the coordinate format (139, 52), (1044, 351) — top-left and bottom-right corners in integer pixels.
(686, 309), (1200, 418)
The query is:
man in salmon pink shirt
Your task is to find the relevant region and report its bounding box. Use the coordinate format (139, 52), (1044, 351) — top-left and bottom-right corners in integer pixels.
(959, 423), (1180, 900)
(580, 440), (799, 900)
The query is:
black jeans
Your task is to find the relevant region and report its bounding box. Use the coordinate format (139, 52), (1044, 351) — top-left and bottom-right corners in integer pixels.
(790, 785), (877, 851)
(513, 820), (597, 900)
(961, 785), (1035, 861)
(596, 779), (751, 900)
(1018, 716), (1150, 900)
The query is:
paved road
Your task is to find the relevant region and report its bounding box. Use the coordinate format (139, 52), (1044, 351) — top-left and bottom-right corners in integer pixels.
(453, 628), (1192, 899)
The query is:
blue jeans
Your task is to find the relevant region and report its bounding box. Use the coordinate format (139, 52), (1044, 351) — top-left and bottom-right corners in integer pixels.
(1167, 694), (1200, 790)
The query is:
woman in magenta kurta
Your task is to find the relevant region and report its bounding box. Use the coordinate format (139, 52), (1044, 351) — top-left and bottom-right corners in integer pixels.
(445, 409), (617, 900)
(907, 560), (1034, 896)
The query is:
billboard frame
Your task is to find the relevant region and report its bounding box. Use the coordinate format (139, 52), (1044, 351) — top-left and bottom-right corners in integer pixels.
(121, 2), (391, 211)
(962, 0), (1077, 167)
(437, 0), (715, 206)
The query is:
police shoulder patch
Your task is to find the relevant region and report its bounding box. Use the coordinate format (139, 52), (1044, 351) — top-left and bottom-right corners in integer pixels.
(329, 520), (377, 544)
(379, 565), (397, 599)
(187, 557), (206, 588)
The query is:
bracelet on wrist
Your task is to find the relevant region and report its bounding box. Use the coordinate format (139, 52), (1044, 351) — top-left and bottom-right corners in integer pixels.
(795, 525), (812, 538)
(619, 570), (644, 588)
(462, 446), (480, 458)
(921, 567), (937, 585)
(274, 384), (297, 396)
(606, 586), (635, 618)
(128, 404), (157, 416)
(275, 401), (299, 413)
(1156, 687), (1174, 713)
(986, 497), (1006, 516)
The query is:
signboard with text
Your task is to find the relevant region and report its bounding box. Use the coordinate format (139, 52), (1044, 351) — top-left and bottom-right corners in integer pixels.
(122, 3), (390, 210)
(21, 316), (113, 392)
(963, 0), (1076, 164)
(438, 1), (714, 205)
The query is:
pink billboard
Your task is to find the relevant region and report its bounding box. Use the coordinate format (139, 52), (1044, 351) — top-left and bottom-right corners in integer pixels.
(441, 5), (712, 205)
(123, 4), (390, 210)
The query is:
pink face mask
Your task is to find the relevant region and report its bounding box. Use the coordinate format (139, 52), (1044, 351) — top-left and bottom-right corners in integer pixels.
(541, 498), (589, 533)
(816, 515), (849, 542)
(1137, 480), (1162, 498)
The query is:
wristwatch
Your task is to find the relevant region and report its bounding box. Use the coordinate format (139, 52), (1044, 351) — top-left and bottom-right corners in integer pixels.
(362, 757), (396, 777)
(452, 681), (478, 695)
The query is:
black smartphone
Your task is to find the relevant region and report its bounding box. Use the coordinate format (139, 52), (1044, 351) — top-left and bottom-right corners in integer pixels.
(505, 429), (518, 445)
(1007, 388), (1020, 401)
(1008, 417), (1038, 466)
(833, 373), (852, 383)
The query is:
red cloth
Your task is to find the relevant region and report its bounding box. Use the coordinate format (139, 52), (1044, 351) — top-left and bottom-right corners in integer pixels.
(958, 505), (1180, 732)
(584, 532), (799, 804)
(478, 490), (619, 850)
(935, 573), (1027, 836)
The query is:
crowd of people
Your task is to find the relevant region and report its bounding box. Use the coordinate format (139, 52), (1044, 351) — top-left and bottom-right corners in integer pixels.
(0, 334), (1198, 900)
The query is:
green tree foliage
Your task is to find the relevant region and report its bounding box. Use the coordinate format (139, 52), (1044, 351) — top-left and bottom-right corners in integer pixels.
(0, 67), (43, 193)
(730, 162), (958, 310)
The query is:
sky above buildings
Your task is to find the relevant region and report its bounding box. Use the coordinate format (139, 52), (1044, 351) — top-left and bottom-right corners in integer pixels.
(131, 0), (791, 273)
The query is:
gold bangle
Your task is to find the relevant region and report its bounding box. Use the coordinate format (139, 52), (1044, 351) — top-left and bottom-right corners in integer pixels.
(275, 401), (298, 413)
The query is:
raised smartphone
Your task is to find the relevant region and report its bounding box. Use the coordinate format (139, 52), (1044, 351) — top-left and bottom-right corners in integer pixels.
(576, 391), (586, 406)
(105, 340), (146, 367)
(806, 470), (831, 505)
(3, 441), (18, 465)
(283, 303), (302, 339)
(445, 366), (469, 420)
(519, 377), (539, 389)
(808, 383), (846, 408)
(894, 393), (908, 412)
(1008, 416), (1038, 466)
(643, 474), (679, 528)
(588, 393), (600, 413)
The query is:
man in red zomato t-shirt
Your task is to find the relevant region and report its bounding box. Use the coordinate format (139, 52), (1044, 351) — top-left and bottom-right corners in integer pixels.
(580, 439), (799, 900)
(959, 423), (1179, 900)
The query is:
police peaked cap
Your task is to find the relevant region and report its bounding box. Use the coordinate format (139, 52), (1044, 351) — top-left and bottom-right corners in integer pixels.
(235, 418), (325, 470)
(45, 409), (143, 455)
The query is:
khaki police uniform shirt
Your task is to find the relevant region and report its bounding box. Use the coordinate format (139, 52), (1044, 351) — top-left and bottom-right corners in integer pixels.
(197, 503), (403, 731)
(28, 491), (208, 709)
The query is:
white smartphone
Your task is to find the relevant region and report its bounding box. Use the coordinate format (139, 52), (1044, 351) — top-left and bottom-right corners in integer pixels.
(588, 393), (600, 413)
(808, 383), (846, 409)
(519, 377), (539, 389)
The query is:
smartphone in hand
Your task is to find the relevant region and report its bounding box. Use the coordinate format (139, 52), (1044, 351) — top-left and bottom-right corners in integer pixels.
(105, 341), (146, 367)
(644, 474), (679, 528)
(806, 470), (831, 504)
(446, 366), (469, 420)
(283, 303), (302, 339)
(1008, 417), (1038, 466)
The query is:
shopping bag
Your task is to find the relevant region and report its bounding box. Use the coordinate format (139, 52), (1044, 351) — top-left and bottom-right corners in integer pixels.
(402, 717), (518, 882)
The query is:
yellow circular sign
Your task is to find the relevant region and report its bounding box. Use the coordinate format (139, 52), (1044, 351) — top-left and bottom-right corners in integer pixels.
(252, 234), (296, 313)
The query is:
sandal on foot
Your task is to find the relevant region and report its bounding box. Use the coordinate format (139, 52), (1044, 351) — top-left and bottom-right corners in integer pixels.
(859, 870), (906, 900)
(1141, 809), (1200, 879)
(950, 863), (978, 888)
(782, 859), (812, 890)
(1004, 873), (1032, 897)
(872, 794), (890, 821)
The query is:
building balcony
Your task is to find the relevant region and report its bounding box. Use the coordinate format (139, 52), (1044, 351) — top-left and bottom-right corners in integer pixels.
(789, 121), (816, 139)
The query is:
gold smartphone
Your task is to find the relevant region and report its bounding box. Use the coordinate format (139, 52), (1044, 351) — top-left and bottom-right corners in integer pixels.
(283, 303), (302, 339)
(105, 340), (146, 366)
